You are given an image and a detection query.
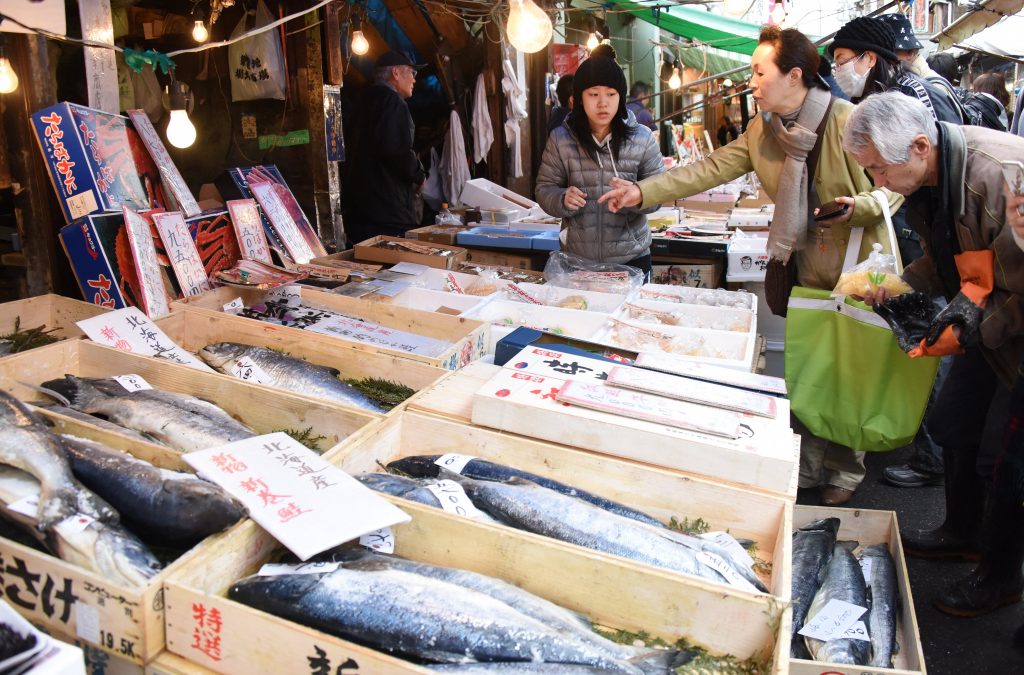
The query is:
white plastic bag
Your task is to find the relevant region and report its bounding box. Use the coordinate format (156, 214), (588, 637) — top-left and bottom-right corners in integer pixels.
(832, 242), (913, 298)
(543, 251), (644, 295)
(422, 147), (445, 212)
(228, 1), (286, 102)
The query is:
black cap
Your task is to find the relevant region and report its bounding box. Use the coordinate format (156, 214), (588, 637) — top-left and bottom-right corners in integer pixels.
(828, 16), (899, 64)
(877, 13), (923, 52)
(375, 51), (426, 69)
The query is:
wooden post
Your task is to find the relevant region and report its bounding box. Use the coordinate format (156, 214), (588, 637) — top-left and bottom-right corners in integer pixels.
(485, 38), (505, 188)
(323, 0), (343, 86)
(303, 9), (342, 249)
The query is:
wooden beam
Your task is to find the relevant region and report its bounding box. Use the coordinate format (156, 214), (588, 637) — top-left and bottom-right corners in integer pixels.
(303, 9), (341, 249)
(484, 37), (505, 187)
(324, 0), (343, 86)
(381, 0), (470, 53)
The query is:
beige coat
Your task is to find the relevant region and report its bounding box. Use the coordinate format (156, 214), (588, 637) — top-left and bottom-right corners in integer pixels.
(638, 97), (903, 289)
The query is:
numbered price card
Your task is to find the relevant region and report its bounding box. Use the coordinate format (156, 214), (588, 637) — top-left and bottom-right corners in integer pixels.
(184, 433), (410, 560)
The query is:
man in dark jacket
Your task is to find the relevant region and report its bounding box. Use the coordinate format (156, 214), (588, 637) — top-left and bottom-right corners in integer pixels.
(845, 92), (1024, 617)
(625, 81), (656, 132)
(342, 51), (425, 246)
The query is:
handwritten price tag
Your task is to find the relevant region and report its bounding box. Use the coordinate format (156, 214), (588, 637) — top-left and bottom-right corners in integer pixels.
(425, 480), (486, 519)
(224, 297), (245, 313)
(77, 308), (213, 372)
(359, 527), (396, 554)
(112, 374), (152, 392)
(842, 620), (871, 642)
(797, 598), (868, 641)
(228, 357), (272, 385)
(433, 454), (478, 475)
(695, 551), (759, 593)
(258, 562), (341, 576)
(700, 531), (755, 566)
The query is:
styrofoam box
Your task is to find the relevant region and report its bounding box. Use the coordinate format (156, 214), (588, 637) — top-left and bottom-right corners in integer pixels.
(727, 232), (770, 283)
(388, 286), (488, 314)
(593, 317), (754, 371)
(639, 282), (757, 314)
(510, 282), (627, 313)
(510, 218), (561, 232)
(410, 268), (513, 295)
(619, 297), (755, 333)
(461, 178), (543, 221)
(462, 298), (612, 354)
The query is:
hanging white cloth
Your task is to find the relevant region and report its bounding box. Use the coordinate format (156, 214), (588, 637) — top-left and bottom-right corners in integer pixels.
(501, 53), (528, 178)
(441, 109), (471, 205)
(472, 73), (494, 164)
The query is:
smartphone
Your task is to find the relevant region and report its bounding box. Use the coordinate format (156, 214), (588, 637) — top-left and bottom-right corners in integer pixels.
(1001, 160), (1024, 197)
(813, 200), (850, 222)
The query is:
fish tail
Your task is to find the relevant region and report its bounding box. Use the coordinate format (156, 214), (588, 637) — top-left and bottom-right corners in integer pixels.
(632, 647), (698, 673)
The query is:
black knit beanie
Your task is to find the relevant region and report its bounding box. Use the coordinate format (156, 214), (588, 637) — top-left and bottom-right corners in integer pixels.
(573, 56), (627, 104)
(828, 16), (899, 64)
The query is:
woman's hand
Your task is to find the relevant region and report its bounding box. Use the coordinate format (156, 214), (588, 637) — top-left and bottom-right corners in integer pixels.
(1005, 184), (1024, 241)
(563, 186), (587, 210)
(598, 177), (642, 213)
(813, 195), (856, 225)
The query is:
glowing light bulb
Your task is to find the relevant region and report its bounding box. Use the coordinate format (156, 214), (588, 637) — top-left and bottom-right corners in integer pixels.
(669, 67), (682, 90)
(192, 20), (209, 43)
(351, 29), (369, 55)
(0, 57), (17, 94)
(769, 1), (786, 25)
(722, 0), (749, 18)
(586, 32), (600, 51)
(506, 0), (553, 54)
(166, 109), (196, 149)
(723, 78), (733, 87)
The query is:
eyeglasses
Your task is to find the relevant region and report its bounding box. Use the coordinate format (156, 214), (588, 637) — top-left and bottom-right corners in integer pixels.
(831, 52), (864, 74)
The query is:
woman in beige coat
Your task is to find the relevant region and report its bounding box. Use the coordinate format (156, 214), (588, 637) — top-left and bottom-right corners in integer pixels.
(601, 26), (901, 505)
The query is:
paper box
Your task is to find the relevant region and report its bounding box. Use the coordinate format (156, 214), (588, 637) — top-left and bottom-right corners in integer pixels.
(355, 235), (467, 270)
(652, 261), (723, 288)
(31, 102), (169, 223)
(405, 224), (469, 245)
(727, 232), (770, 283)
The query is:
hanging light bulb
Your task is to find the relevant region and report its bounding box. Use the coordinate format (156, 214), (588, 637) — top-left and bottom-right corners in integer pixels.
(192, 20), (209, 43)
(586, 32), (600, 51)
(722, 0), (749, 18)
(351, 13), (369, 56)
(669, 67), (682, 90)
(506, 0), (553, 54)
(723, 78), (733, 87)
(166, 77), (196, 149)
(0, 56), (18, 95)
(769, 0), (786, 25)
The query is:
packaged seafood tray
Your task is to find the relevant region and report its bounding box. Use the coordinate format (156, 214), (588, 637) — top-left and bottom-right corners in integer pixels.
(0, 294), (111, 357)
(171, 286), (488, 370)
(162, 511), (788, 674)
(788, 506), (925, 675)
(0, 340), (380, 466)
(461, 299), (611, 353)
(618, 297), (754, 332)
(385, 287), (487, 315)
(591, 316), (756, 372)
(329, 410), (792, 598)
(154, 309), (448, 415)
(410, 362), (801, 500)
(406, 267), (509, 296)
(639, 282), (758, 314)
(504, 282), (628, 313)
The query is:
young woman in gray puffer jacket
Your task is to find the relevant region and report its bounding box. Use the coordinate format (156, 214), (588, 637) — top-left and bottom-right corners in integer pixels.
(535, 56), (665, 278)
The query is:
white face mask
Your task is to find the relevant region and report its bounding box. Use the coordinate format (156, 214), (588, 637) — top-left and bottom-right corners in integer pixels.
(834, 54), (868, 98)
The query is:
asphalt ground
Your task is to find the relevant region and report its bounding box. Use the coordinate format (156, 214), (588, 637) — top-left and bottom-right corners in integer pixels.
(796, 444), (1024, 673)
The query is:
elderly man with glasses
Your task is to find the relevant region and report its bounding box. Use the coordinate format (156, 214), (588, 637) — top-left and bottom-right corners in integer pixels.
(844, 91), (1024, 617)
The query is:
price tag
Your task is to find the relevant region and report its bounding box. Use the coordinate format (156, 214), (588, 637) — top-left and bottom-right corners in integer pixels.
(77, 308), (213, 372)
(360, 527), (396, 553)
(7, 495), (39, 518)
(55, 513), (96, 536)
(860, 556), (873, 583)
(842, 620), (871, 642)
(444, 273), (465, 294)
(228, 357), (273, 385)
(75, 602), (101, 643)
(425, 480), (486, 519)
(112, 374), (152, 392)
(257, 561), (341, 576)
(223, 297), (245, 313)
(507, 283), (542, 304)
(695, 551), (759, 593)
(184, 433), (410, 561)
(797, 598), (868, 641)
(700, 531), (755, 566)
(433, 454), (477, 475)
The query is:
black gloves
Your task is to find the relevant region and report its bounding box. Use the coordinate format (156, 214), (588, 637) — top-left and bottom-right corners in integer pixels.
(875, 292), (940, 353)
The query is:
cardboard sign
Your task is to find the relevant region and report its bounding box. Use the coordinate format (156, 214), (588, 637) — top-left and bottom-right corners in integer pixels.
(121, 207), (171, 318)
(185, 433), (410, 561)
(227, 199), (273, 264)
(127, 110), (201, 217)
(306, 315), (452, 358)
(607, 366), (778, 418)
(152, 212), (212, 296)
(250, 182), (316, 264)
(77, 307), (212, 371)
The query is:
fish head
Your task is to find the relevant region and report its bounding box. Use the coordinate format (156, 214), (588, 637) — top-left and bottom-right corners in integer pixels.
(161, 476), (247, 532)
(0, 389), (43, 428)
(385, 456), (443, 479)
(96, 527), (163, 587)
(197, 343), (247, 369)
(228, 570), (325, 607)
(38, 375), (124, 413)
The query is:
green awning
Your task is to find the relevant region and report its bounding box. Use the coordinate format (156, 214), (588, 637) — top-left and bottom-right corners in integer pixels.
(677, 45), (750, 78)
(611, 1), (763, 56)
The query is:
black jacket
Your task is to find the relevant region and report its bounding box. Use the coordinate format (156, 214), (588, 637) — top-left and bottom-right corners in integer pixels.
(343, 83), (425, 227)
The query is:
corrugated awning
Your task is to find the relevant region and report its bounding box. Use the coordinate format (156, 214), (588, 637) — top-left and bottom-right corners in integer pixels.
(933, 0), (1024, 49)
(610, 1), (763, 56)
(953, 9), (1024, 61)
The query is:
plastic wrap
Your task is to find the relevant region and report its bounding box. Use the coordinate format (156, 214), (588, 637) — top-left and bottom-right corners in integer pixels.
(833, 243), (913, 298)
(543, 252), (643, 294)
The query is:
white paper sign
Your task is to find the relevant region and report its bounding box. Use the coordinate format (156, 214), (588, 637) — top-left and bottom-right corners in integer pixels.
(228, 357), (273, 385)
(635, 352), (788, 396)
(112, 374), (153, 392)
(67, 190), (99, 220)
(503, 346), (615, 383)
(267, 284), (303, 307)
(122, 207), (172, 318)
(389, 262), (430, 276)
(257, 561), (341, 576)
(306, 314), (452, 358)
(152, 211), (212, 296)
(184, 433), (410, 561)
(77, 307), (213, 372)
(250, 182), (316, 264)
(224, 297), (245, 313)
(608, 366), (778, 418)
(7, 495), (39, 518)
(843, 621), (871, 642)
(54, 513), (96, 536)
(798, 598), (868, 641)
(127, 110), (201, 217)
(695, 550), (759, 593)
(700, 531), (755, 566)
(75, 602), (101, 644)
(227, 199), (273, 264)
(424, 480), (486, 519)
(434, 454), (477, 475)
(360, 527), (396, 553)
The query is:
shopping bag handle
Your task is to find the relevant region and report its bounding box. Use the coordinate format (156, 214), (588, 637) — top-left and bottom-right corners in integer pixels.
(842, 226), (865, 274)
(870, 189), (903, 274)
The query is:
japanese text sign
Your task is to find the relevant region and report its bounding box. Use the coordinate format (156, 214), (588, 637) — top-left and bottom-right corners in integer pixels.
(122, 207), (171, 318)
(127, 110), (201, 217)
(152, 212), (212, 297)
(227, 199), (272, 264)
(250, 182), (316, 264)
(77, 307), (212, 371)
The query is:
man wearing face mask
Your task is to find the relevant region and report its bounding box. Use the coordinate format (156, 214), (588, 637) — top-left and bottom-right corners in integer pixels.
(829, 17), (962, 124)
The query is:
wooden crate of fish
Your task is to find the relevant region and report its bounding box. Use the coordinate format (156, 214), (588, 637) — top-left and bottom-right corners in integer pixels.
(0, 340), (381, 465)
(163, 512), (788, 674)
(409, 361), (800, 499)
(0, 386), (250, 665)
(327, 410), (792, 600)
(145, 651), (215, 674)
(154, 309), (448, 415)
(788, 506), (926, 675)
(0, 294), (112, 357)
(171, 286), (489, 370)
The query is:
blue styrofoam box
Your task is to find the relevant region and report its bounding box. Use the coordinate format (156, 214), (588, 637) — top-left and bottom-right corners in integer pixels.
(457, 227), (537, 249)
(531, 230), (561, 251)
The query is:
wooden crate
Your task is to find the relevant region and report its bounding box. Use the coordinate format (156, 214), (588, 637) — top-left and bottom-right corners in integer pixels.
(788, 506), (926, 675)
(154, 309), (448, 413)
(409, 362), (800, 500)
(171, 286), (489, 370)
(164, 513), (787, 674)
(329, 410), (792, 599)
(0, 341), (381, 466)
(146, 652), (214, 675)
(0, 293), (110, 351)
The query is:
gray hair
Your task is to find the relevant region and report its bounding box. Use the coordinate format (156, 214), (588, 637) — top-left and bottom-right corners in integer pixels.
(374, 66), (397, 84)
(842, 92), (939, 164)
